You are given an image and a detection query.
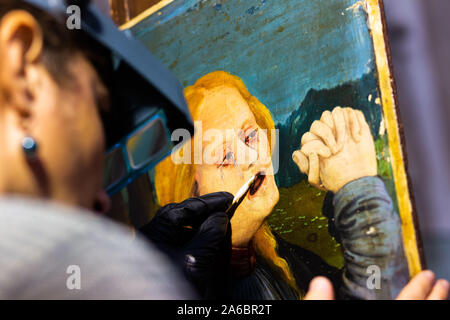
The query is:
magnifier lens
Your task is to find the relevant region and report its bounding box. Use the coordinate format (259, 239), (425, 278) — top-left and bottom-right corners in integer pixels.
(102, 147), (127, 190)
(126, 118), (169, 170)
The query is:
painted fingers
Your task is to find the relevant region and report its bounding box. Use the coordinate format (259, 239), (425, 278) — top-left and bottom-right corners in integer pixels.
(292, 107), (369, 190)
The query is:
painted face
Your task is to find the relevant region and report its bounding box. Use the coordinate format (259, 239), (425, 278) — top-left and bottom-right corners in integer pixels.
(194, 85), (279, 247)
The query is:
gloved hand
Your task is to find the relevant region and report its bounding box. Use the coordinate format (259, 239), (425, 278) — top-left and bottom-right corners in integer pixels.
(139, 192), (234, 299)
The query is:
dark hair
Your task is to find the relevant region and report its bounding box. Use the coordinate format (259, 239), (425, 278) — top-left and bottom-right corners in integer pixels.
(0, 0), (113, 88)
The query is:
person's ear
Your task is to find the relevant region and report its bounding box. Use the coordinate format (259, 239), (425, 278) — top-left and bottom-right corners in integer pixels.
(93, 190), (111, 215)
(0, 10), (43, 116)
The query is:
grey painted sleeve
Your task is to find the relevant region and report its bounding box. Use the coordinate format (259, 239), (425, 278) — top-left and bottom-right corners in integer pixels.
(333, 176), (410, 300)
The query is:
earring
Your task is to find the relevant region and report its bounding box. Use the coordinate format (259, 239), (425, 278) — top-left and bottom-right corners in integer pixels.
(22, 136), (39, 160)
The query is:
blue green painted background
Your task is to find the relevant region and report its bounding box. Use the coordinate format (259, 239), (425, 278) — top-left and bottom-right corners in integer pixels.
(130, 0), (397, 268)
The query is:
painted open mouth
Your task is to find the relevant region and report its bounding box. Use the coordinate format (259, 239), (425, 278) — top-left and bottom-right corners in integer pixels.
(249, 171), (266, 196)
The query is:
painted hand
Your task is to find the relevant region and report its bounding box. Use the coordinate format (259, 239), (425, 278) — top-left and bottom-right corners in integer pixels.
(292, 107), (377, 193)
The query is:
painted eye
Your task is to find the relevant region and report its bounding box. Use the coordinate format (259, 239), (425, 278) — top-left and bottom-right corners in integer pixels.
(245, 129), (258, 148)
(220, 151), (235, 167)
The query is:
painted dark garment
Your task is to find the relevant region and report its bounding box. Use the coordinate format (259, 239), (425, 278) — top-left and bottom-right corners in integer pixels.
(129, 0), (398, 268)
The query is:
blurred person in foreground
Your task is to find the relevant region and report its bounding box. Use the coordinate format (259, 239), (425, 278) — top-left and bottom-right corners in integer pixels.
(0, 0), (446, 300)
(0, 0), (233, 299)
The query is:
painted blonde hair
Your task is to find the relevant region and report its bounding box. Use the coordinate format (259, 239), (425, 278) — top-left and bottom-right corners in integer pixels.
(154, 71), (301, 297)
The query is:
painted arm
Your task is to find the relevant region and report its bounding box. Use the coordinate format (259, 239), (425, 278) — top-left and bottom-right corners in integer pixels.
(332, 176), (410, 299)
(292, 107), (411, 299)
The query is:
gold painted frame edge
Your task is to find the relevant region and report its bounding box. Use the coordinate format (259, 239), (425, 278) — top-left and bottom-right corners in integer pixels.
(367, 0), (424, 276)
(119, 0), (175, 30)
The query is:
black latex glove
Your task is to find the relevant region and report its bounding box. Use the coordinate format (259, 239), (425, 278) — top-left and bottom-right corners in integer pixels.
(139, 192), (234, 299)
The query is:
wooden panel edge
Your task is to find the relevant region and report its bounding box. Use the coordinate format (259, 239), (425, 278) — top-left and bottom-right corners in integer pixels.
(120, 0), (174, 30)
(366, 0), (423, 276)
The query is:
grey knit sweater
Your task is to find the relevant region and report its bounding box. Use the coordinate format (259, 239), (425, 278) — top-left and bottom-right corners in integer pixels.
(0, 197), (194, 299)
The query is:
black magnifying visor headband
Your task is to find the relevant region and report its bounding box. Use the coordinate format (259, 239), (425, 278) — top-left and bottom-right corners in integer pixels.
(23, 0), (194, 149)
(22, 0), (194, 195)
